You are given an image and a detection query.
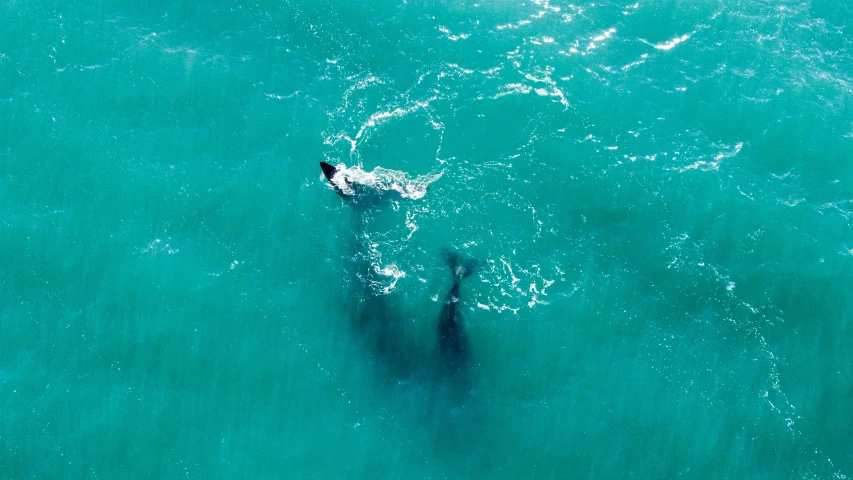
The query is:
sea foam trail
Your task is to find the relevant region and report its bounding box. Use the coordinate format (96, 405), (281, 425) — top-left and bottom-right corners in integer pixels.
(324, 163), (444, 200)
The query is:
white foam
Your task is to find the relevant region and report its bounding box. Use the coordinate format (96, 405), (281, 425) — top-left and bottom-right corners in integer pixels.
(373, 263), (406, 294)
(326, 163), (443, 200)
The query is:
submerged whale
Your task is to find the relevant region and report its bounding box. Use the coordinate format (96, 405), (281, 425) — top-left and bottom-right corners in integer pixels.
(438, 248), (479, 372)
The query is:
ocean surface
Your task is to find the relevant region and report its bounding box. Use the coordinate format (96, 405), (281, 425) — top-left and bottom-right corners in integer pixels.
(2, 0), (852, 478)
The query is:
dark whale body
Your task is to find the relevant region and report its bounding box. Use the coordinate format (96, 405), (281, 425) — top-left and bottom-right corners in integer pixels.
(437, 249), (478, 372)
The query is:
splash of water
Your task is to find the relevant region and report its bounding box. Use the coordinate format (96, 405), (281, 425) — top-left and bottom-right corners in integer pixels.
(325, 163), (443, 199)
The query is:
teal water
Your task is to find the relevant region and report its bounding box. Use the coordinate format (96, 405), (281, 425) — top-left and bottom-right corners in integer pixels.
(2, 0), (853, 478)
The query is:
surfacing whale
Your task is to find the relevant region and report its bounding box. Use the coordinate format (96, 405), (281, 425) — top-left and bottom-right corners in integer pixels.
(320, 161), (477, 382)
(320, 161), (430, 376)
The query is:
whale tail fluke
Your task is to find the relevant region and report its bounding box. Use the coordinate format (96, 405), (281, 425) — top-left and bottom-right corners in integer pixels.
(441, 248), (479, 281)
(320, 161), (338, 183)
(320, 161), (351, 198)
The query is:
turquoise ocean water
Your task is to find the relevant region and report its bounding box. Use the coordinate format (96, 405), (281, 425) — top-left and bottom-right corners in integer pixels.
(2, 0), (853, 478)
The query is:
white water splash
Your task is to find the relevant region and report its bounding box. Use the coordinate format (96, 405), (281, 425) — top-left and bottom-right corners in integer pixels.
(324, 163), (443, 200)
(651, 32), (693, 51)
(373, 263), (406, 294)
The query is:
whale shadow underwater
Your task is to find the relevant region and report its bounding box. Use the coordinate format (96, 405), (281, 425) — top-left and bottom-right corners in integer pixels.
(320, 161), (480, 395)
